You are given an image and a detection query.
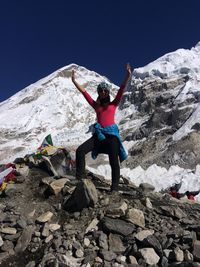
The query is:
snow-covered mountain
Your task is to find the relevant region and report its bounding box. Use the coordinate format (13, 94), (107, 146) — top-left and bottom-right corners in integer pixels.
(88, 41), (200, 194)
(119, 41), (200, 170)
(1, 42), (200, 195)
(0, 64), (118, 163)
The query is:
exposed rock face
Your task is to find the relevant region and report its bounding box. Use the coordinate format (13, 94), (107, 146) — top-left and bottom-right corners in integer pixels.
(119, 74), (200, 169)
(1, 167), (200, 266)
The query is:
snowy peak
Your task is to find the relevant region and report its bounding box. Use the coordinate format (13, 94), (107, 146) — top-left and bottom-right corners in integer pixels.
(192, 41), (200, 51)
(0, 64), (118, 163)
(134, 41), (200, 80)
(117, 41), (200, 171)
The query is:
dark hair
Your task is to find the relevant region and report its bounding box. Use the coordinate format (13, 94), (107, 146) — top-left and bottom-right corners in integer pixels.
(96, 95), (110, 106)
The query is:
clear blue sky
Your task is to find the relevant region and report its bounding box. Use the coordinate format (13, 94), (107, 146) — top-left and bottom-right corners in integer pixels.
(0, 0), (200, 102)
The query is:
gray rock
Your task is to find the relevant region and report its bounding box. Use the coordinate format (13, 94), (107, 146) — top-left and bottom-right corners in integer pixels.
(36, 211), (53, 223)
(139, 183), (155, 192)
(0, 235), (3, 247)
(99, 249), (117, 261)
(25, 261), (36, 267)
(135, 229), (154, 241)
(139, 247), (160, 265)
(108, 233), (126, 253)
(98, 231), (108, 250)
(105, 201), (128, 218)
(102, 217), (135, 236)
(143, 235), (162, 255)
(15, 226), (34, 253)
(193, 240), (200, 261)
(126, 208), (145, 228)
(0, 240), (14, 253)
(63, 179), (98, 212)
(16, 218), (27, 229)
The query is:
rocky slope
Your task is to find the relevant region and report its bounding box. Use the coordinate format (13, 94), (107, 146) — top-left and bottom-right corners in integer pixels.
(1, 165), (200, 267)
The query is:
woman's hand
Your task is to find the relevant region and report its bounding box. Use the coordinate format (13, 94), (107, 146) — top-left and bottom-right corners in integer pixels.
(71, 69), (86, 93)
(119, 63), (132, 88)
(126, 63), (132, 76)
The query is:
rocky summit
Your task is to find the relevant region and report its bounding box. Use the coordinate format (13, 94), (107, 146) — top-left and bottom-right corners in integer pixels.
(1, 162), (200, 267)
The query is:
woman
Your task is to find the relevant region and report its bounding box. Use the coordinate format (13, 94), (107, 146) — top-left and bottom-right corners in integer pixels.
(71, 63), (132, 191)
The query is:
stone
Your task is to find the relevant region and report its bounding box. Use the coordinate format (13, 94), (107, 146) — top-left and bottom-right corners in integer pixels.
(15, 226), (34, 253)
(41, 224), (50, 237)
(36, 211), (53, 223)
(99, 249), (117, 262)
(25, 261), (36, 267)
(129, 255), (138, 265)
(193, 240), (200, 261)
(0, 252), (9, 263)
(139, 247), (160, 265)
(98, 231), (108, 250)
(75, 248), (84, 258)
(50, 178), (68, 195)
(49, 223), (61, 232)
(94, 256), (103, 263)
(145, 197), (153, 209)
(143, 235), (162, 255)
(45, 234), (53, 243)
(1, 240), (14, 253)
(108, 233), (126, 253)
(83, 237), (90, 247)
(174, 247), (184, 262)
(184, 249), (193, 261)
(63, 179), (98, 212)
(161, 206), (186, 219)
(16, 218), (27, 229)
(139, 183), (155, 192)
(0, 235), (4, 247)
(116, 255), (126, 263)
(102, 217), (135, 236)
(85, 218), (99, 233)
(0, 227), (17, 235)
(135, 229), (154, 241)
(4, 184), (19, 197)
(126, 208), (145, 228)
(106, 201), (128, 218)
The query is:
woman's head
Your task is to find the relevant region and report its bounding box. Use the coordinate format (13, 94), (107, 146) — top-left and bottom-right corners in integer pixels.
(97, 82), (111, 106)
(97, 82), (111, 94)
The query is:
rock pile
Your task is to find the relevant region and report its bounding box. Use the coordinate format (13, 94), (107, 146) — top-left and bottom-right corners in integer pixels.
(1, 166), (200, 266)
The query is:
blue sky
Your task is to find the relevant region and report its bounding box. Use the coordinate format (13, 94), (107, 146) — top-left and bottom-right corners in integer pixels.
(0, 0), (200, 102)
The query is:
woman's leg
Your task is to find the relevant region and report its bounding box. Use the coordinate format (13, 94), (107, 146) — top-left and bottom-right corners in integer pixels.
(76, 136), (95, 179)
(104, 136), (120, 191)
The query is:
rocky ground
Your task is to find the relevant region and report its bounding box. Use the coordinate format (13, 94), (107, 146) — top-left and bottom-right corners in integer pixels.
(1, 165), (200, 267)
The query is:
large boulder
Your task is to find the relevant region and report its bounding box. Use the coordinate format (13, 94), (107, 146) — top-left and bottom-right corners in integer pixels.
(62, 179), (98, 212)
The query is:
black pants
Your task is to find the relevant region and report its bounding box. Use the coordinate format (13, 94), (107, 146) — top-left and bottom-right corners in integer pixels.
(76, 134), (120, 190)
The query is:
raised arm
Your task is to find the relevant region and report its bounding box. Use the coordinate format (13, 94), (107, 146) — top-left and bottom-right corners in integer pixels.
(120, 63), (132, 88)
(71, 69), (95, 108)
(71, 70), (86, 93)
(113, 63), (133, 105)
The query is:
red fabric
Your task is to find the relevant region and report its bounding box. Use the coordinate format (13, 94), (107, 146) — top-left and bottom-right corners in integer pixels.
(5, 163), (15, 169)
(187, 194), (195, 200)
(5, 172), (16, 182)
(170, 190), (178, 198)
(82, 85), (125, 128)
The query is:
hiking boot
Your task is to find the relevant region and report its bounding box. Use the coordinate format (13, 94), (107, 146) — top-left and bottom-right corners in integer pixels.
(110, 186), (119, 193)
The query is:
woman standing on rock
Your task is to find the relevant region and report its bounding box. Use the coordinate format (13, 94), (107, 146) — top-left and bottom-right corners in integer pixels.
(71, 63), (132, 191)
